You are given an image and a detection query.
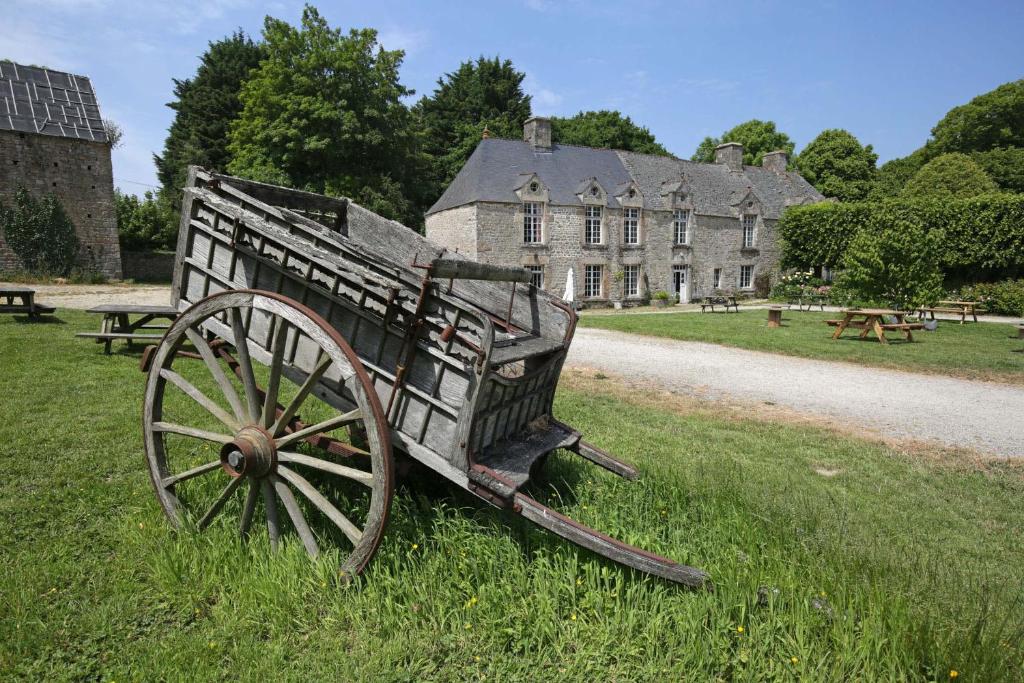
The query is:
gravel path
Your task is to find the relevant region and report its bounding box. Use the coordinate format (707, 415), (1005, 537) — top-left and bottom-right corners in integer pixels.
(1, 282), (172, 309)
(568, 327), (1024, 458)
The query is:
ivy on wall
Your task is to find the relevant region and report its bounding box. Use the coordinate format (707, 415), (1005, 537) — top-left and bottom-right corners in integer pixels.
(0, 187), (79, 275)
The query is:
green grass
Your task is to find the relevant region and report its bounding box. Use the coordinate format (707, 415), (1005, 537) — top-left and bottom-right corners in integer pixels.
(2, 309), (1023, 680)
(580, 309), (1024, 383)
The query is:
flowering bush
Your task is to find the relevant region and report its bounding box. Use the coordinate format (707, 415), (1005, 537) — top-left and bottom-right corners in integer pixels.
(953, 280), (1024, 316)
(770, 270), (828, 301)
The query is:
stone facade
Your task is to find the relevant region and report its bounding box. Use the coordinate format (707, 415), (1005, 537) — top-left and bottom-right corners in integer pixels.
(0, 130), (121, 277)
(425, 119), (823, 305)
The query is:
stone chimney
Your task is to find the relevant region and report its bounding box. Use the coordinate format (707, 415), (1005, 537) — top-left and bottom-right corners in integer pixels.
(714, 142), (744, 171)
(523, 116), (552, 151)
(762, 150), (788, 173)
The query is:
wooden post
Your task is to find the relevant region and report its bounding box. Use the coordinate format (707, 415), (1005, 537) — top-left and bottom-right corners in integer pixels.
(767, 306), (782, 328)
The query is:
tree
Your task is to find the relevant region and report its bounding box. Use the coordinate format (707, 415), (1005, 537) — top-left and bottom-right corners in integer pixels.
(115, 190), (178, 251)
(550, 110), (668, 155)
(835, 221), (944, 310)
(901, 153), (999, 200)
(154, 31), (265, 196)
(0, 187), (79, 274)
(971, 147), (1024, 194)
(867, 148), (929, 200)
(414, 56), (532, 194)
(691, 119), (795, 166)
(103, 120), (124, 149)
(795, 129), (878, 201)
(228, 6), (419, 226)
(931, 80), (1024, 155)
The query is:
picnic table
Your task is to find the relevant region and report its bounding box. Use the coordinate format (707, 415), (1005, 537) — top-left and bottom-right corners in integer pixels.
(700, 295), (739, 313)
(787, 294), (827, 311)
(75, 304), (179, 354)
(826, 308), (924, 344)
(916, 300), (980, 324)
(0, 286), (55, 318)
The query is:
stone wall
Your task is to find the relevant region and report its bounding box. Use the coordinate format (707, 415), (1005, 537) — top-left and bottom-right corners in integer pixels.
(0, 129), (122, 278)
(122, 250), (175, 283)
(424, 204), (479, 259)
(457, 201), (780, 305)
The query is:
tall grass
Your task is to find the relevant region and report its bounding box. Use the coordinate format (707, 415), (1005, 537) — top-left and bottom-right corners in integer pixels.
(1, 310), (1022, 680)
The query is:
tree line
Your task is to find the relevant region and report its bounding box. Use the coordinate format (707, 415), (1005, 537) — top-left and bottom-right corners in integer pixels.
(121, 3), (1023, 253)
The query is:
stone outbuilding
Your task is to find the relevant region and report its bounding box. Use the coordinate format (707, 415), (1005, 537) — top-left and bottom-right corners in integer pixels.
(425, 117), (823, 305)
(0, 60), (121, 278)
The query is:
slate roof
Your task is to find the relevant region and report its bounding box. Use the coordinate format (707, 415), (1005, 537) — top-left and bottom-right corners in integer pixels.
(0, 60), (107, 142)
(427, 138), (824, 219)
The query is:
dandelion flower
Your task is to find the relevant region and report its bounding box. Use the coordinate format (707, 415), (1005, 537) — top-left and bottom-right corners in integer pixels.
(576, 578), (583, 586)
(411, 543), (419, 550)
(949, 672), (958, 679)
(791, 657), (798, 664)
(737, 626), (744, 634)
(474, 656), (481, 662)
(570, 613), (577, 621)
(464, 623), (472, 630)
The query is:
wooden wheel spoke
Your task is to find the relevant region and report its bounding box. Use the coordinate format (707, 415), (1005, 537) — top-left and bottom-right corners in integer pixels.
(239, 479), (259, 539)
(160, 368), (241, 432)
(197, 476), (244, 530)
(271, 354), (331, 437)
(274, 409), (362, 449)
(230, 308), (262, 423)
(271, 475), (320, 556)
(261, 479), (280, 551)
(278, 451), (374, 486)
(162, 460), (221, 488)
(152, 421), (233, 444)
(185, 327), (246, 423)
(277, 466), (363, 546)
(262, 319), (290, 429)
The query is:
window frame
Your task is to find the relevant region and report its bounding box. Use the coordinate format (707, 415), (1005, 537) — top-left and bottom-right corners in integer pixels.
(713, 267), (722, 290)
(622, 207), (640, 245)
(742, 214), (756, 248)
(673, 209), (690, 245)
(739, 264), (754, 290)
(584, 264), (604, 298)
(584, 205), (603, 245)
(525, 264), (544, 289)
(622, 264), (640, 298)
(523, 202), (542, 244)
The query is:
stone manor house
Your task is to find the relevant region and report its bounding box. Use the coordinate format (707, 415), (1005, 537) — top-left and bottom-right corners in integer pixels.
(426, 117), (824, 304)
(0, 60), (121, 278)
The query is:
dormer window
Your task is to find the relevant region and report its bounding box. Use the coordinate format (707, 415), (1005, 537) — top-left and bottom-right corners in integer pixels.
(590, 187), (599, 197)
(523, 202), (542, 243)
(742, 214), (756, 248)
(623, 208), (640, 244)
(529, 181), (539, 192)
(673, 209), (690, 245)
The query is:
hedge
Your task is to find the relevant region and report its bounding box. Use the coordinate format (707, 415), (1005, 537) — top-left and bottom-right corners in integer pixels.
(779, 193), (1024, 285)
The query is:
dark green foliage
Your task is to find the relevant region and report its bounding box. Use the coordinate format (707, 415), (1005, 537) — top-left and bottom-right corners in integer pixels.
(227, 6), (419, 227)
(971, 147), (1024, 194)
(154, 31), (265, 196)
(550, 110), (669, 155)
(691, 119), (795, 166)
(930, 79), (1024, 154)
(0, 187), (79, 275)
(115, 190), (178, 251)
(868, 150), (929, 199)
(833, 221), (944, 309)
(901, 152), (999, 199)
(794, 129), (878, 201)
(955, 280), (1024, 317)
(780, 194), (1024, 285)
(414, 56), (532, 199)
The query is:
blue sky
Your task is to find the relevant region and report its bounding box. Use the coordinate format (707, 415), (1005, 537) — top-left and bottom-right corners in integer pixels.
(3, 0), (1022, 197)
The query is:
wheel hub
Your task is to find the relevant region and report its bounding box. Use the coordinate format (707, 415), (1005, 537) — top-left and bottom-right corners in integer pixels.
(220, 426), (276, 478)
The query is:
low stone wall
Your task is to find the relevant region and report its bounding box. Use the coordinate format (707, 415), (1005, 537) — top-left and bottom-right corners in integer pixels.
(121, 250), (175, 283)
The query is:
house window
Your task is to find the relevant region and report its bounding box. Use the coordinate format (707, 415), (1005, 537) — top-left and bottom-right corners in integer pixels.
(739, 265), (754, 289)
(673, 209), (690, 245)
(623, 208), (639, 244)
(713, 268), (722, 290)
(526, 265), (544, 289)
(523, 202), (542, 243)
(584, 264), (603, 298)
(584, 205), (602, 244)
(742, 214), (756, 248)
(622, 264), (640, 297)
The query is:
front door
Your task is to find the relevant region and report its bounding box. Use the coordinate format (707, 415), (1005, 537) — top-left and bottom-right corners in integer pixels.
(672, 265), (689, 303)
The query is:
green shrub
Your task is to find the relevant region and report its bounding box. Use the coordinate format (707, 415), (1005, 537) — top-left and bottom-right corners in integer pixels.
(651, 290), (670, 300)
(0, 187), (79, 275)
(116, 190), (178, 251)
(955, 280), (1024, 316)
(780, 194), (1024, 285)
(836, 221), (944, 310)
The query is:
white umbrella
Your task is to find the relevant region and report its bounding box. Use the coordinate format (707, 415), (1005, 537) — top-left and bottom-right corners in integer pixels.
(563, 267), (575, 303)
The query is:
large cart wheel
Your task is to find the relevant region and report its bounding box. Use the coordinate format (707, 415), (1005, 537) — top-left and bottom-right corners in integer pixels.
(143, 290), (393, 577)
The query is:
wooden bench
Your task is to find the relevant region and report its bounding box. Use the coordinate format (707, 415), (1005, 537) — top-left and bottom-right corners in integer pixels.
(0, 286), (56, 318)
(788, 296), (827, 312)
(824, 319), (842, 327)
(76, 304), (179, 354)
(880, 323), (925, 331)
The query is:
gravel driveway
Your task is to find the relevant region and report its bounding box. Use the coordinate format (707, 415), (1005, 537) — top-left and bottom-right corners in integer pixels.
(1, 282), (172, 309)
(568, 327), (1024, 458)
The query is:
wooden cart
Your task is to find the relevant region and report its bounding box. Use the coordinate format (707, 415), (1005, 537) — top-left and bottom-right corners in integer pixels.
(141, 168), (708, 588)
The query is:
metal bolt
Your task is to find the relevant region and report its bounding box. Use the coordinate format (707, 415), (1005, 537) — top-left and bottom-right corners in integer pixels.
(228, 450), (245, 471)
